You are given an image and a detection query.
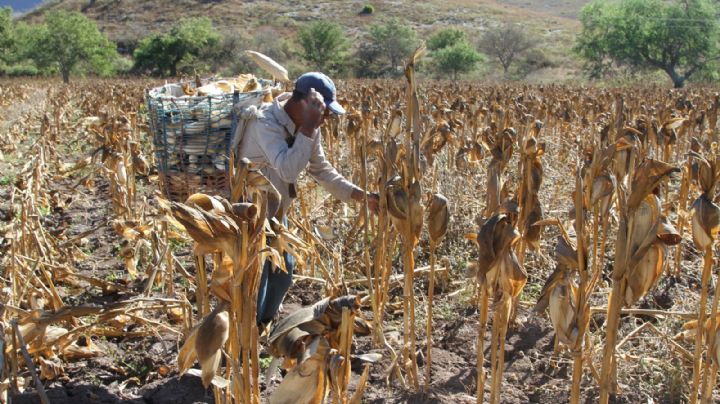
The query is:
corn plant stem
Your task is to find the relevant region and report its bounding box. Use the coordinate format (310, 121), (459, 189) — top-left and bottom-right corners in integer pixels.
(382, 238), (402, 384)
(229, 267), (242, 401)
(402, 237), (419, 389)
(425, 164), (441, 389)
(339, 307), (355, 402)
(381, 235), (396, 303)
(296, 183), (321, 281)
(589, 207), (600, 289)
(11, 256), (43, 309)
(11, 320), (50, 404)
(249, 265), (261, 402)
(195, 254), (209, 317)
(673, 162), (691, 276)
(144, 240), (171, 296)
(31, 228), (63, 309)
(243, 222), (258, 404)
(371, 210), (388, 345)
(164, 221), (174, 295)
(699, 246), (717, 403)
(600, 149), (634, 404)
(708, 362), (720, 403)
(229, 222), (249, 403)
(9, 201), (17, 307)
(125, 137), (137, 216)
(254, 226), (266, 401)
(588, 215), (610, 293)
(477, 285), (489, 404)
(242, 293), (252, 403)
(599, 274), (624, 403)
(571, 170), (588, 404)
(359, 123), (377, 346)
(425, 243), (437, 391)
(691, 244), (714, 404)
(510, 240), (526, 325)
(490, 298), (511, 404)
(9, 320), (19, 393)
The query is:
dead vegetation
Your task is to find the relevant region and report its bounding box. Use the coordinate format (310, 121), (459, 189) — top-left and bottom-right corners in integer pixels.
(0, 71), (718, 404)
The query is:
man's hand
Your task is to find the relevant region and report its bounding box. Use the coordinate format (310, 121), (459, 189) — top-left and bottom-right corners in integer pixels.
(351, 189), (380, 215)
(298, 88), (326, 137)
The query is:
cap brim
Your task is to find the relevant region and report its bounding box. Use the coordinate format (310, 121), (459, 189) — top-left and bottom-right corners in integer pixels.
(327, 100), (346, 115)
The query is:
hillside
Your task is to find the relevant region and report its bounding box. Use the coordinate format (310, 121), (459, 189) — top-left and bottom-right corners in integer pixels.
(20, 0), (593, 81)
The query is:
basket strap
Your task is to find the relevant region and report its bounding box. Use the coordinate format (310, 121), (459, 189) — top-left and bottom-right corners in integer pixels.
(230, 104), (259, 154)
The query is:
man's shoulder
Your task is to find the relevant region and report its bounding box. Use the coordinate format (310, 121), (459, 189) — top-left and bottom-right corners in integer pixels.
(255, 102), (274, 120)
(247, 103), (283, 134)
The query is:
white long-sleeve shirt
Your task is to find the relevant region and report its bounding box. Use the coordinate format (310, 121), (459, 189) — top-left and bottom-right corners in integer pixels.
(238, 92), (356, 216)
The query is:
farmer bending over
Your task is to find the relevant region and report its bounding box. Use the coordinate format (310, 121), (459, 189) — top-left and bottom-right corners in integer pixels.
(236, 72), (379, 328)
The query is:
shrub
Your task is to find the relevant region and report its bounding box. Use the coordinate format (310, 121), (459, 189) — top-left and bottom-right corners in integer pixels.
(4, 63), (39, 76)
(298, 21), (349, 75)
(360, 4), (374, 15)
(133, 17), (222, 77)
(516, 48), (553, 76)
(428, 27), (466, 51)
(366, 17), (418, 75)
(433, 41), (483, 80)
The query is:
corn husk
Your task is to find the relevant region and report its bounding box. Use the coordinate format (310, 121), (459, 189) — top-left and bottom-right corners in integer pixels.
(195, 303), (229, 389)
(426, 193), (449, 244)
(245, 50), (289, 82)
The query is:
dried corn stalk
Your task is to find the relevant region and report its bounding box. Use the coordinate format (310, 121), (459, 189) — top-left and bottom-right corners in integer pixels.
(600, 158), (679, 403)
(466, 214), (526, 404)
(381, 44), (426, 390)
(534, 220), (587, 348)
(168, 170), (275, 403)
(425, 193), (449, 388)
(267, 296), (372, 403)
(687, 145), (720, 404)
(484, 128), (515, 216)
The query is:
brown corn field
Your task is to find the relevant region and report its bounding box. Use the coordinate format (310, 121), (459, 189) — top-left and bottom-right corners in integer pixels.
(0, 69), (719, 404)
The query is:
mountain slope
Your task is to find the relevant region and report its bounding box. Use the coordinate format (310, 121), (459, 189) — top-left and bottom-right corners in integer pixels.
(20, 0), (591, 82)
(22, 0), (588, 41)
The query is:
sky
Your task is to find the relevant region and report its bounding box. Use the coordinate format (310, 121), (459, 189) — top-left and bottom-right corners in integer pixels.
(0, 0), (45, 13)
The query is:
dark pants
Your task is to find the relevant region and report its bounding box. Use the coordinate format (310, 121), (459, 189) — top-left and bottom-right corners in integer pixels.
(256, 239), (295, 325)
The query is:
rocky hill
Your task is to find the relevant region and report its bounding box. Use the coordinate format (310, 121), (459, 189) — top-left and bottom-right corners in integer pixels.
(23, 0), (586, 42)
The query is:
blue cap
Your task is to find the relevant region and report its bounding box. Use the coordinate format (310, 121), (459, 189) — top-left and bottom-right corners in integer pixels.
(294, 72), (345, 115)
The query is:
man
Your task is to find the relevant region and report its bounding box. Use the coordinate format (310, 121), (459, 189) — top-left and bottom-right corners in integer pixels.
(237, 72), (379, 326)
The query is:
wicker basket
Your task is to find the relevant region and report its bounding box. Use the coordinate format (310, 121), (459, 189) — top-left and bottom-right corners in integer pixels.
(146, 79), (278, 201)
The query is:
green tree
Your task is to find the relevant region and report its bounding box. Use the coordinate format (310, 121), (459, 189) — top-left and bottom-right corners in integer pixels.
(575, 0), (720, 88)
(480, 24), (534, 75)
(0, 7), (12, 59)
(25, 11), (116, 83)
(134, 17), (222, 76)
(5, 21), (42, 75)
(353, 41), (384, 77)
(298, 21), (349, 74)
(434, 41), (483, 79)
(367, 17), (418, 75)
(428, 27), (466, 51)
